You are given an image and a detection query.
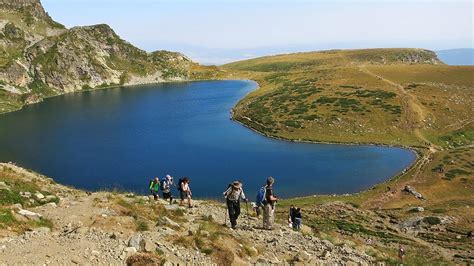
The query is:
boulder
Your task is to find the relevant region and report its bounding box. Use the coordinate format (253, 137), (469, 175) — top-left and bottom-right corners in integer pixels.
(128, 234), (142, 249)
(44, 195), (57, 203)
(124, 247), (137, 256)
(18, 209), (42, 220)
(139, 239), (155, 253)
(34, 192), (45, 200)
(411, 207), (424, 212)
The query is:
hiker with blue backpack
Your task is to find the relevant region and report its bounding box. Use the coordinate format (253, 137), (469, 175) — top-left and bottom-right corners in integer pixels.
(149, 177), (161, 201)
(256, 176), (278, 230)
(161, 175), (174, 204)
(223, 181), (248, 229)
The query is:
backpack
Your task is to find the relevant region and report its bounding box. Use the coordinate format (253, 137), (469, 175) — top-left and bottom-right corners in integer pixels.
(177, 178), (184, 192)
(256, 186), (267, 207)
(148, 179), (154, 189)
(160, 178), (167, 191)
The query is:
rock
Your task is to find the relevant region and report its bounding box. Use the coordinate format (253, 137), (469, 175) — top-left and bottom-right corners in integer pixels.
(321, 250), (331, 259)
(128, 234), (142, 249)
(200, 230), (210, 237)
(402, 185), (424, 200)
(295, 250), (312, 262)
(33, 227), (51, 234)
(20, 191), (31, 198)
(139, 239), (155, 253)
(44, 195), (57, 203)
(34, 192), (45, 200)
(71, 257), (81, 264)
(76, 227), (89, 234)
(18, 209), (42, 220)
(411, 207), (424, 212)
(0, 181), (10, 190)
(12, 212), (29, 222)
(124, 247), (137, 256)
(12, 203), (23, 210)
(91, 250), (100, 256)
(249, 246), (258, 256)
(162, 216), (180, 228)
(321, 240), (334, 250)
(45, 202), (57, 208)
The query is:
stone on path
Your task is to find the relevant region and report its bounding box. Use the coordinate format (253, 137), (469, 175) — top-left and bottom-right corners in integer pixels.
(18, 209), (42, 220)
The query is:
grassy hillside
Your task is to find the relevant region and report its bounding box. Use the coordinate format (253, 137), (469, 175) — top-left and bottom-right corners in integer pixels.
(225, 49), (474, 263)
(225, 48), (472, 148)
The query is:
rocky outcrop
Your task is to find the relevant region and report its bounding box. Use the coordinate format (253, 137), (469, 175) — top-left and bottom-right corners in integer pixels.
(0, 0), (200, 113)
(0, 0), (51, 20)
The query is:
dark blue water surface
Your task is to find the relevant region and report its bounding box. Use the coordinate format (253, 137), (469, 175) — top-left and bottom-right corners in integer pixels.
(0, 80), (416, 198)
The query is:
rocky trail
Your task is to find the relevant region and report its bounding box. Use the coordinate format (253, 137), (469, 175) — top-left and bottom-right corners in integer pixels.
(0, 163), (374, 265)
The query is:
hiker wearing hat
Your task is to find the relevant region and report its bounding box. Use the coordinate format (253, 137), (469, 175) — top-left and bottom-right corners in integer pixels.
(223, 181), (248, 229)
(161, 175), (174, 204)
(263, 176), (278, 230)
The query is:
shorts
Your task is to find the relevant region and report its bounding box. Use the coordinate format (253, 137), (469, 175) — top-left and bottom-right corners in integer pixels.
(162, 192), (172, 199)
(180, 191), (189, 200)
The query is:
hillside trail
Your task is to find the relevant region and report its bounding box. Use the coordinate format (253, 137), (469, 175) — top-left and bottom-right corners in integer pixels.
(0, 165), (374, 265)
(358, 66), (441, 206)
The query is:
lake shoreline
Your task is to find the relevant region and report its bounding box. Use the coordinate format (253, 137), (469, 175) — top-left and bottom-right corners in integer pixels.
(1, 79), (420, 199)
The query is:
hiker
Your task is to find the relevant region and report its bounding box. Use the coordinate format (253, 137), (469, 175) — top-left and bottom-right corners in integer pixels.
(149, 176), (160, 200)
(178, 177), (193, 208)
(398, 245), (406, 262)
(161, 174), (174, 204)
(223, 181), (248, 229)
(288, 205), (296, 228)
(262, 176), (278, 230)
(293, 207), (302, 230)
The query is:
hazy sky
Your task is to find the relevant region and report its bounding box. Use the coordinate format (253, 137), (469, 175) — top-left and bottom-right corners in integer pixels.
(42, 0), (473, 64)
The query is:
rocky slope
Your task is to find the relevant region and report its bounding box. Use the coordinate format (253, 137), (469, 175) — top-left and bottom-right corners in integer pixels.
(0, 0), (204, 113)
(0, 163), (374, 265)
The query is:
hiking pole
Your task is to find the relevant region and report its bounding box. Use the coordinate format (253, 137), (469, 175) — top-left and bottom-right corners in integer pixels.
(246, 201), (250, 226)
(223, 204), (227, 226)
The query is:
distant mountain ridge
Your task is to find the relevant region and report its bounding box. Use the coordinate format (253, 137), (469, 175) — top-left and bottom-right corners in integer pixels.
(436, 48), (474, 66)
(0, 0), (207, 113)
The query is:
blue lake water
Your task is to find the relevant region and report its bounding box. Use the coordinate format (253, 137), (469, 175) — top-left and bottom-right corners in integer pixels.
(0, 80), (416, 198)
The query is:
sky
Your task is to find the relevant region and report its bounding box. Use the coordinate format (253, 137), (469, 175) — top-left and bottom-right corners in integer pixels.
(42, 0), (473, 64)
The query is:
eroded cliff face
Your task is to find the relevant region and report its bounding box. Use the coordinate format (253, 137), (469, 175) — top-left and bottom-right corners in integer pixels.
(0, 0), (51, 20)
(0, 0), (196, 112)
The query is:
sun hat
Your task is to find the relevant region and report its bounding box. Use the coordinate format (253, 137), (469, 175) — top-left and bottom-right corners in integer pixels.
(232, 181), (242, 189)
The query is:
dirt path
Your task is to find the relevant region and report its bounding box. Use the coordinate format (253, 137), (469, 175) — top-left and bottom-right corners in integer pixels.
(359, 66), (428, 136)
